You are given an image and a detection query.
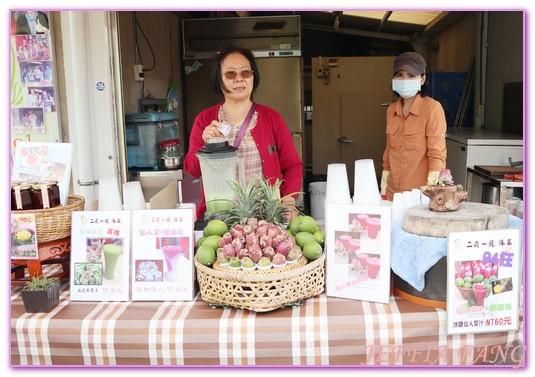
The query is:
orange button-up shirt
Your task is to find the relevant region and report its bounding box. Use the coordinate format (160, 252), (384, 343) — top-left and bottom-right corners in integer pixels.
(382, 94), (447, 201)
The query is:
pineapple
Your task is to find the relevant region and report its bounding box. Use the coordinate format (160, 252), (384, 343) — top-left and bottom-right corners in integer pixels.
(222, 177), (300, 227)
(223, 179), (262, 227)
(256, 178), (299, 227)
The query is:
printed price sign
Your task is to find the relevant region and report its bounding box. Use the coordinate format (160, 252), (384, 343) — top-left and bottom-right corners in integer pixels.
(446, 228), (522, 335)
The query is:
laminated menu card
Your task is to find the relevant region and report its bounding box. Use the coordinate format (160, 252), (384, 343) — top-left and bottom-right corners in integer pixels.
(446, 228), (521, 335)
(70, 211), (131, 301)
(325, 203), (392, 303)
(131, 208), (195, 301)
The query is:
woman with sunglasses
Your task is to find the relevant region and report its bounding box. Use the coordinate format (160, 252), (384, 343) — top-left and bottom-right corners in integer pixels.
(184, 46), (303, 222)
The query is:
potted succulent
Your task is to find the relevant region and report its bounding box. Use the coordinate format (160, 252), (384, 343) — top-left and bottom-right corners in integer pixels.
(20, 275), (61, 313)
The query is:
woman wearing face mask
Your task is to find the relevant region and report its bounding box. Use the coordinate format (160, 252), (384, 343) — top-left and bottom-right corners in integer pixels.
(380, 52), (447, 201)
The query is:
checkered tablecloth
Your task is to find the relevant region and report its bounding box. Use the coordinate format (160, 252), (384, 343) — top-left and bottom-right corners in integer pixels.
(11, 267), (524, 367)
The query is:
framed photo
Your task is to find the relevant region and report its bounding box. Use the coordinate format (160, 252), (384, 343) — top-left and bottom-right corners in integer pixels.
(70, 211), (131, 301)
(446, 228), (522, 335)
(11, 141), (73, 205)
(131, 208), (195, 301)
(325, 203), (392, 303)
(11, 107), (45, 134)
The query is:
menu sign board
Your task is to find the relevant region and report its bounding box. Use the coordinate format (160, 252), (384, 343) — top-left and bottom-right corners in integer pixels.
(325, 203), (392, 303)
(131, 208), (195, 301)
(446, 228), (521, 335)
(70, 211), (131, 301)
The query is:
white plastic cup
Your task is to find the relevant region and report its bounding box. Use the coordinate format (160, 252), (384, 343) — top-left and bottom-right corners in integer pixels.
(98, 176), (123, 211)
(403, 191), (414, 209)
(391, 192), (406, 223)
(411, 188), (422, 205)
(326, 163), (352, 204)
(122, 181), (146, 210)
(353, 159), (381, 205)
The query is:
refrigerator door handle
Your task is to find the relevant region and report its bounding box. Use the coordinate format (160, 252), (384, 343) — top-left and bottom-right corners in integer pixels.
(78, 179), (99, 187)
(337, 136), (354, 144)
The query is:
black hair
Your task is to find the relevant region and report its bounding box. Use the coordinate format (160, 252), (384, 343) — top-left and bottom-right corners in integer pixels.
(209, 46), (260, 99)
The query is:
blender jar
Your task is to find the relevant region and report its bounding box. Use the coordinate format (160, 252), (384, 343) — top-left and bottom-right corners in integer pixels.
(196, 138), (238, 219)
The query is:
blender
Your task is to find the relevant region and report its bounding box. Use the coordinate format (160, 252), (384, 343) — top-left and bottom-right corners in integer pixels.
(196, 138), (243, 220)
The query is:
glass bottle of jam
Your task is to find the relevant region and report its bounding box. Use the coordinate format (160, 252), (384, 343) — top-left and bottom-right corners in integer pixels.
(12, 183), (34, 210)
(11, 182), (20, 210)
(42, 180), (61, 207)
(31, 181), (61, 209)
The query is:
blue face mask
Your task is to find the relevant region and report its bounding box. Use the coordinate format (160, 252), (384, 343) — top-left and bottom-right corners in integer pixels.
(392, 78), (421, 98)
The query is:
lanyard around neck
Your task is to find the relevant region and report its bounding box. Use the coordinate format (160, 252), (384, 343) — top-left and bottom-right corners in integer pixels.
(232, 103), (257, 148)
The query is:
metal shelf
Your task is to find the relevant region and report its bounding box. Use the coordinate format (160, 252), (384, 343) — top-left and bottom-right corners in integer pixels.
(466, 167), (523, 207)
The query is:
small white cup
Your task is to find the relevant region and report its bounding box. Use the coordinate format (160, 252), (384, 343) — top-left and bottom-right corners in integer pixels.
(403, 191), (415, 209)
(392, 192), (406, 222)
(411, 188), (422, 205)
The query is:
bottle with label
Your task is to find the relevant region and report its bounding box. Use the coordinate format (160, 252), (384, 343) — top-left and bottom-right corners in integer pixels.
(12, 183), (34, 210)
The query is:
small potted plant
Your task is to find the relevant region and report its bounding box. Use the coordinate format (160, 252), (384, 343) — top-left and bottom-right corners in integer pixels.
(21, 275), (61, 313)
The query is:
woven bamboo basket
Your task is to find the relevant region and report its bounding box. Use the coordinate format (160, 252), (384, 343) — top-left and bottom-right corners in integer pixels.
(12, 195), (85, 243)
(194, 252), (326, 312)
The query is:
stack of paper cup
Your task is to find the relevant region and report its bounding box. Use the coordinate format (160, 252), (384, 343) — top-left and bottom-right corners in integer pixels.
(122, 181), (146, 210)
(98, 176), (123, 211)
(391, 192), (406, 223)
(353, 159), (381, 205)
(326, 163), (352, 204)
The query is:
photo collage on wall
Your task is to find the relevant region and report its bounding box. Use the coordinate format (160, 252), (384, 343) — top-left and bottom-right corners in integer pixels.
(11, 11), (56, 135)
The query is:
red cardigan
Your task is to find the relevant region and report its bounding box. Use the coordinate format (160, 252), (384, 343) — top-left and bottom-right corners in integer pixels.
(184, 103), (303, 220)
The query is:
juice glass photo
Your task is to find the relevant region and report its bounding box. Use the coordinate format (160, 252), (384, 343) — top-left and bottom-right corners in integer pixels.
(473, 283), (487, 306)
(103, 243), (123, 280)
(163, 245), (182, 282)
(339, 235), (352, 251)
(366, 217), (381, 239)
(357, 253), (369, 271)
(357, 214), (369, 231)
(366, 257), (381, 279)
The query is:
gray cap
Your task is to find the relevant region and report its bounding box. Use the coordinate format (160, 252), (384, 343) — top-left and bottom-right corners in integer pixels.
(393, 52), (426, 76)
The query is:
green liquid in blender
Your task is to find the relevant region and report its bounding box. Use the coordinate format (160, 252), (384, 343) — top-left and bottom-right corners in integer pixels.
(206, 195), (234, 214)
(103, 244), (122, 280)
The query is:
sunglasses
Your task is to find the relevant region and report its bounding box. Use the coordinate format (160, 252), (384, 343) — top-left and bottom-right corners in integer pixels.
(224, 69), (254, 80)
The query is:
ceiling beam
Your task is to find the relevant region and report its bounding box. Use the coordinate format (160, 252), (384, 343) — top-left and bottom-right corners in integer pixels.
(416, 11), (467, 38)
(377, 11), (393, 32)
(302, 22), (411, 42)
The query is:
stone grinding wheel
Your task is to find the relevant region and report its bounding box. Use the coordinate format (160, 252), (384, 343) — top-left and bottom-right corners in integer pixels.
(402, 202), (509, 238)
